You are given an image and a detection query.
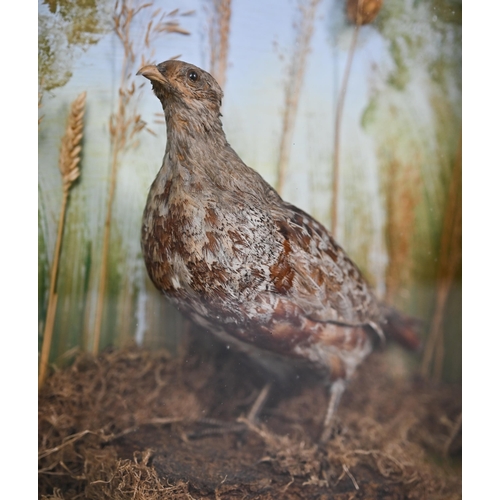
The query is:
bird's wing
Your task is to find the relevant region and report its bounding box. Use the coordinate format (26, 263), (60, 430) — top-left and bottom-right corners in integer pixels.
(269, 201), (383, 327)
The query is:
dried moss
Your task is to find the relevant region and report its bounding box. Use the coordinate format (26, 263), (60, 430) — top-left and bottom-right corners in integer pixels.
(39, 334), (461, 499)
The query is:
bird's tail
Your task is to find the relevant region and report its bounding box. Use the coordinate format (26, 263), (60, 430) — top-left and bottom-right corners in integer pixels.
(382, 307), (422, 351)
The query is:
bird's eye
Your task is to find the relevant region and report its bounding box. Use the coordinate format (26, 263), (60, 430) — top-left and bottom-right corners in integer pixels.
(188, 70), (199, 82)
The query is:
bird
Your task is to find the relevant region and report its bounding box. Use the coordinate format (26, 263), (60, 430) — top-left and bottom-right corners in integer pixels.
(137, 60), (419, 442)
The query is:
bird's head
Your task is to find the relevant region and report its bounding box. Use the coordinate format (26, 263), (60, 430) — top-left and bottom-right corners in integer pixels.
(137, 60), (223, 123)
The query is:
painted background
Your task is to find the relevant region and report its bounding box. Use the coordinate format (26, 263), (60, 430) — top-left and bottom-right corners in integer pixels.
(38, 0), (462, 382)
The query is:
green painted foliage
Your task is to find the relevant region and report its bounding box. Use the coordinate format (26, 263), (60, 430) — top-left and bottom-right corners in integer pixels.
(39, 0), (111, 91)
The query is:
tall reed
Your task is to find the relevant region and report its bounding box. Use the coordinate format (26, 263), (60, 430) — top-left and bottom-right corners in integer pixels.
(330, 0), (383, 235)
(276, 0), (322, 196)
(208, 0), (232, 90)
(383, 156), (421, 306)
(422, 133), (462, 381)
(39, 92), (87, 388)
(91, 1), (191, 355)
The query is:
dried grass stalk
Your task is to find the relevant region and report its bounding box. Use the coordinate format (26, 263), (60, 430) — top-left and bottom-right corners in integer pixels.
(39, 92), (87, 388)
(276, 0), (322, 195)
(208, 0), (232, 90)
(330, 0), (383, 235)
(421, 133), (462, 381)
(92, 0), (143, 355)
(91, 1), (190, 354)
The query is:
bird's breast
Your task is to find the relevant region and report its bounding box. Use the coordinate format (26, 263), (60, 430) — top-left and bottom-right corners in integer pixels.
(141, 172), (285, 305)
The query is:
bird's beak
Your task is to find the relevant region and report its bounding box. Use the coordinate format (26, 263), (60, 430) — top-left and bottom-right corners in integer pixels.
(136, 64), (167, 84)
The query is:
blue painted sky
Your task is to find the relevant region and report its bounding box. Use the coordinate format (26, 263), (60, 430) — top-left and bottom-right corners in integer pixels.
(39, 0), (390, 213)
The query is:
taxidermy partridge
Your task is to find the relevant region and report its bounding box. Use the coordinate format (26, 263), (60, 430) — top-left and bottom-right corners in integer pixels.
(137, 60), (419, 442)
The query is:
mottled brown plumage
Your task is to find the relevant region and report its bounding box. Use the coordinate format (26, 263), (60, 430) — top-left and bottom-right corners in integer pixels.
(137, 60), (419, 441)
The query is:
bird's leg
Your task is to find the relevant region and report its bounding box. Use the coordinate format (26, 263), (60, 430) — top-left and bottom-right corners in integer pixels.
(188, 382), (271, 438)
(247, 382), (271, 423)
(320, 379), (346, 443)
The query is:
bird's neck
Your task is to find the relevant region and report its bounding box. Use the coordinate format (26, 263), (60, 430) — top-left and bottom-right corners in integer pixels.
(164, 106), (226, 160)
(159, 107), (232, 190)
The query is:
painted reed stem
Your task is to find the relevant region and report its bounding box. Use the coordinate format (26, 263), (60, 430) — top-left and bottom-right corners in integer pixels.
(421, 132), (462, 380)
(209, 0), (232, 90)
(276, 0), (322, 195)
(330, 23), (359, 235)
(39, 91), (86, 388)
(92, 140), (121, 354)
(91, 1), (191, 354)
(331, 0), (383, 235)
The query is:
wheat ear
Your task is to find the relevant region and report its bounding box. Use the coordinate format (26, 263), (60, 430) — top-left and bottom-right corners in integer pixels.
(39, 92), (86, 388)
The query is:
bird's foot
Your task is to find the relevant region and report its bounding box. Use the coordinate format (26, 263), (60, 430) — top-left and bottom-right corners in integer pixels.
(187, 382), (272, 439)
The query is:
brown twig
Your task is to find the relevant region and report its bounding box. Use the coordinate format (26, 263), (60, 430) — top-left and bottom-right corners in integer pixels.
(342, 463), (360, 490)
(39, 92), (86, 388)
(38, 430), (94, 461)
(276, 0), (322, 195)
